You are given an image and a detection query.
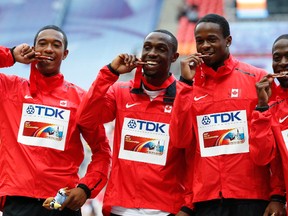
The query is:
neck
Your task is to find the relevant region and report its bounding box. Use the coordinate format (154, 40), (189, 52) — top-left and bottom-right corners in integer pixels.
(144, 74), (169, 87)
(212, 54), (230, 71)
(141, 73), (173, 91)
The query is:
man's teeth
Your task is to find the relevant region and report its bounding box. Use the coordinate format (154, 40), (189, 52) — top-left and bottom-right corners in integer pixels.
(272, 71), (288, 78)
(147, 61), (157, 65)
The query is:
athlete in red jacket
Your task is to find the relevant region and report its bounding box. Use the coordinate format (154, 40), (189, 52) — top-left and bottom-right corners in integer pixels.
(0, 25), (111, 216)
(77, 30), (194, 216)
(250, 34), (288, 215)
(169, 14), (286, 216)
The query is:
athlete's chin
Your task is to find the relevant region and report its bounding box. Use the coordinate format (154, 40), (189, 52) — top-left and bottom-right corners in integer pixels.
(143, 70), (157, 78)
(279, 80), (288, 89)
(39, 69), (59, 77)
(203, 60), (214, 67)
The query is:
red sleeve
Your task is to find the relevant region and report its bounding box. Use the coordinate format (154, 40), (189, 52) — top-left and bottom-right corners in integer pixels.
(76, 66), (116, 198)
(249, 110), (276, 165)
(269, 123), (287, 200)
(181, 140), (196, 211)
(170, 82), (194, 148)
(0, 46), (15, 67)
(77, 65), (118, 128)
(250, 108), (285, 198)
(269, 147), (286, 198)
(171, 82), (195, 210)
(78, 124), (111, 198)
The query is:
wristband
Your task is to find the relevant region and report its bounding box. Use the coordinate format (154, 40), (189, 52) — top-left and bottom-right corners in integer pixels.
(255, 105), (269, 112)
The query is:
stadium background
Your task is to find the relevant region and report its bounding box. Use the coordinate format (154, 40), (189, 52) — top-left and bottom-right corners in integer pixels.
(0, 0), (287, 215)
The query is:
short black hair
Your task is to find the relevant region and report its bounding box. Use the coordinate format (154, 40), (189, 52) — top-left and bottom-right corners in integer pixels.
(151, 29), (178, 53)
(33, 25), (68, 50)
(273, 34), (288, 46)
(196, 13), (230, 38)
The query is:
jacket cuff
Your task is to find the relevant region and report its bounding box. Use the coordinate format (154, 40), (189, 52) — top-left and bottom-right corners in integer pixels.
(77, 183), (91, 198)
(10, 46), (16, 63)
(179, 76), (193, 86)
(107, 63), (120, 76)
(180, 206), (196, 216)
(255, 105), (269, 112)
(270, 195), (286, 204)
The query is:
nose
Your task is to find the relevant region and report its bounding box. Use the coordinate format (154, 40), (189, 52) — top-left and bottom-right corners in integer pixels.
(201, 40), (211, 50)
(147, 47), (157, 57)
(44, 43), (53, 53)
(279, 56), (288, 67)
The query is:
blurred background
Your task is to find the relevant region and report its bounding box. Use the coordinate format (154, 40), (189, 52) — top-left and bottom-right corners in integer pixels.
(0, 0), (287, 215)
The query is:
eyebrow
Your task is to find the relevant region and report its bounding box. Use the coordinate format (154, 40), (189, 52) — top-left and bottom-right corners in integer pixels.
(37, 38), (63, 44)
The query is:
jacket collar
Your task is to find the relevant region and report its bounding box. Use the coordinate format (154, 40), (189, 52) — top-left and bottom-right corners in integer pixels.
(29, 62), (64, 96)
(194, 54), (238, 86)
(131, 66), (177, 104)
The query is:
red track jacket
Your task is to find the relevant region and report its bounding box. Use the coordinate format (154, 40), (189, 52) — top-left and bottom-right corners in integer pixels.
(77, 65), (193, 214)
(170, 55), (285, 204)
(0, 46), (111, 200)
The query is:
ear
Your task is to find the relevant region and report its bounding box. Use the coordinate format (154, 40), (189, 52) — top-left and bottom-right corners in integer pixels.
(171, 52), (180, 63)
(226, 35), (232, 47)
(62, 49), (69, 60)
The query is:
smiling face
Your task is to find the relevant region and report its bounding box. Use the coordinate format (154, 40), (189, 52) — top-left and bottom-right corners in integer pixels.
(272, 38), (288, 88)
(141, 32), (179, 85)
(34, 29), (68, 77)
(195, 22), (231, 70)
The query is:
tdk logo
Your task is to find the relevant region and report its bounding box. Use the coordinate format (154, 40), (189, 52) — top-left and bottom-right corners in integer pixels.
(202, 111), (241, 125)
(127, 119), (166, 133)
(26, 105), (65, 119)
(26, 105), (35, 114)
